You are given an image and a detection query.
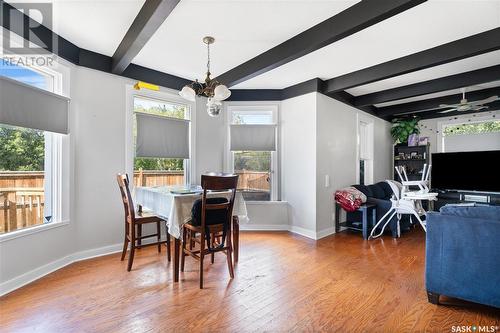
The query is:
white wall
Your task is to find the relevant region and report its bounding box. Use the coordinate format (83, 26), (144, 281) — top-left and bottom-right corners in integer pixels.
(281, 93), (317, 238)
(315, 94), (392, 235)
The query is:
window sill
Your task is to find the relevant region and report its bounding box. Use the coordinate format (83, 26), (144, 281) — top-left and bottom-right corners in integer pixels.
(0, 221), (70, 243)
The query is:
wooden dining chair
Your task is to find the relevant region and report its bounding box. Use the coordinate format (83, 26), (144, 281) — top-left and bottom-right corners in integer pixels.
(181, 173), (238, 289)
(116, 173), (170, 271)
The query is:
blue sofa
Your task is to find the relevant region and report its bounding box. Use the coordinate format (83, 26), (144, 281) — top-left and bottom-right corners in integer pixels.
(425, 205), (500, 308)
(349, 182), (411, 237)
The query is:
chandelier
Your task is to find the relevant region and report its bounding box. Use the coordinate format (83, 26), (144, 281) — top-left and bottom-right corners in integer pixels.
(179, 36), (231, 117)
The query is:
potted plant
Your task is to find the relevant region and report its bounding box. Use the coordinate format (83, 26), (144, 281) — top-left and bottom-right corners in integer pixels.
(390, 118), (420, 145)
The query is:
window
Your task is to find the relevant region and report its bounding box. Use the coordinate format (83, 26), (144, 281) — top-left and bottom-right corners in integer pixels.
(443, 120), (500, 136)
(0, 61), (65, 235)
(357, 118), (374, 185)
(442, 119), (500, 153)
(226, 105), (279, 201)
(133, 96), (190, 187)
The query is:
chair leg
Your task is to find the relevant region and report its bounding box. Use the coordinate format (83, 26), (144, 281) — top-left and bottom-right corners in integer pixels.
(120, 219), (130, 261)
(127, 223), (136, 271)
(210, 233), (215, 264)
(199, 233), (205, 289)
(157, 221), (161, 253)
(180, 228), (186, 272)
(226, 223), (234, 279)
(121, 237), (129, 261)
(137, 224), (142, 248)
(233, 216), (239, 263)
(166, 230), (171, 262)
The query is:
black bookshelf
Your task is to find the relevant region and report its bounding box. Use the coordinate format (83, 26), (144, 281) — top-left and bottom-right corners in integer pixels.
(393, 143), (430, 181)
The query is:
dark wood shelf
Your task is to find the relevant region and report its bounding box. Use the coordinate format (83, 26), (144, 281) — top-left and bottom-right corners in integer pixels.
(393, 144), (430, 181)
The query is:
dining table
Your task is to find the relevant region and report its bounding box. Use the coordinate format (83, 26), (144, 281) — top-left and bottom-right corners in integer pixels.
(135, 185), (248, 282)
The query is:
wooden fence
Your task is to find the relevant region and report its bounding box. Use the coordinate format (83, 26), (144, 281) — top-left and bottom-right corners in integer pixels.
(133, 170), (184, 187)
(235, 170), (270, 191)
(0, 172), (45, 234)
(0, 169), (270, 234)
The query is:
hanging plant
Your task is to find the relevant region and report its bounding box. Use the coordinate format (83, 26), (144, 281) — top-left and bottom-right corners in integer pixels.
(390, 117), (420, 144)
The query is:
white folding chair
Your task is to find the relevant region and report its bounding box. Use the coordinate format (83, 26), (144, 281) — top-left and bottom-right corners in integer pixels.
(369, 165), (438, 239)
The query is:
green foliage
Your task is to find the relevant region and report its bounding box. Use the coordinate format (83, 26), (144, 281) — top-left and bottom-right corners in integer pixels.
(234, 151), (271, 172)
(443, 120), (500, 136)
(0, 125), (45, 171)
(134, 103), (185, 119)
(134, 157), (184, 171)
(390, 118), (420, 144)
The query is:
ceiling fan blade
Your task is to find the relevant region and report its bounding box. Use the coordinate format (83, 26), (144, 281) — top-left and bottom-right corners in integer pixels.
(439, 103), (462, 108)
(471, 105), (488, 111)
(438, 108), (458, 114)
(469, 95), (499, 105)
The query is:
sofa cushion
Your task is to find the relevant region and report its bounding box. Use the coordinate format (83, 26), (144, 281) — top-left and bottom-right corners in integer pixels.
(368, 182), (392, 199)
(439, 205), (500, 221)
(352, 184), (372, 198)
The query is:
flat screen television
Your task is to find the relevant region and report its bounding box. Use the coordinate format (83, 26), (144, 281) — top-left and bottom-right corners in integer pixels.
(431, 150), (500, 193)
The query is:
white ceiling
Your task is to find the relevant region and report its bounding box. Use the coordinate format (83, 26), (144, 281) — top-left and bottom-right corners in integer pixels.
(5, 0), (500, 101)
(6, 0), (145, 56)
(133, 0), (358, 80)
(233, 0), (500, 89)
(347, 50), (500, 96)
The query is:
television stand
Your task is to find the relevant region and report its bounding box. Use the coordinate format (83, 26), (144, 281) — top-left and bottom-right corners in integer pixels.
(434, 190), (500, 211)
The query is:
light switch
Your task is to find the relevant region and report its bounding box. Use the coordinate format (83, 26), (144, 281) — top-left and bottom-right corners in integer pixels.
(325, 175), (330, 188)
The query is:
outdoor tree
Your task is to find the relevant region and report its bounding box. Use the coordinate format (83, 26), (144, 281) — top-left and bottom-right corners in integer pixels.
(0, 125), (44, 171)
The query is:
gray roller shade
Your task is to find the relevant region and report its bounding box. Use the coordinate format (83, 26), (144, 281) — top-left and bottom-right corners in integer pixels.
(230, 124), (277, 151)
(0, 76), (70, 134)
(136, 112), (190, 159)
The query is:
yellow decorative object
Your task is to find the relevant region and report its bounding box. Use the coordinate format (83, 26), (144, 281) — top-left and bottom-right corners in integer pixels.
(133, 81), (159, 91)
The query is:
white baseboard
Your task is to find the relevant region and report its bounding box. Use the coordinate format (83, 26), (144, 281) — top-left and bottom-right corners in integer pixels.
(239, 224), (289, 231)
(289, 226), (317, 239)
(0, 242), (123, 297)
(316, 227), (336, 240)
(0, 254), (73, 297)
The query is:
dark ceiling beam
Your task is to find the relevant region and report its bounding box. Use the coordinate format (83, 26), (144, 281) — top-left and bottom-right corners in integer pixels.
(377, 87), (500, 119)
(215, 0), (427, 87)
(324, 28), (500, 94)
(1, 1), (80, 63)
(111, 0), (180, 74)
(354, 64), (500, 107)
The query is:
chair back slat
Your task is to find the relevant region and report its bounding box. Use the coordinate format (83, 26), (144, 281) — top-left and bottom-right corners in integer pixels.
(116, 173), (135, 222)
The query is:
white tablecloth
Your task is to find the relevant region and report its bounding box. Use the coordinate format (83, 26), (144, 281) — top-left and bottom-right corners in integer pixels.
(135, 186), (248, 239)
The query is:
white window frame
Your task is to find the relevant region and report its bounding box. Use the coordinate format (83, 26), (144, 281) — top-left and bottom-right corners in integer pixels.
(356, 113), (374, 185)
(0, 57), (70, 242)
(224, 102), (280, 201)
(125, 86), (196, 187)
(437, 112), (499, 153)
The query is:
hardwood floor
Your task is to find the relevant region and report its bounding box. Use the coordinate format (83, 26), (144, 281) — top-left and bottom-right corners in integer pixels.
(1, 230), (499, 332)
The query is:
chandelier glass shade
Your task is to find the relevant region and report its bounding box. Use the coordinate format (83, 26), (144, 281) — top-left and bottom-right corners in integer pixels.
(179, 36), (231, 116)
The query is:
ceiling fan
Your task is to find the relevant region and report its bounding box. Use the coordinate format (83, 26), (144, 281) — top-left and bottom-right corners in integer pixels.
(438, 89), (499, 113)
